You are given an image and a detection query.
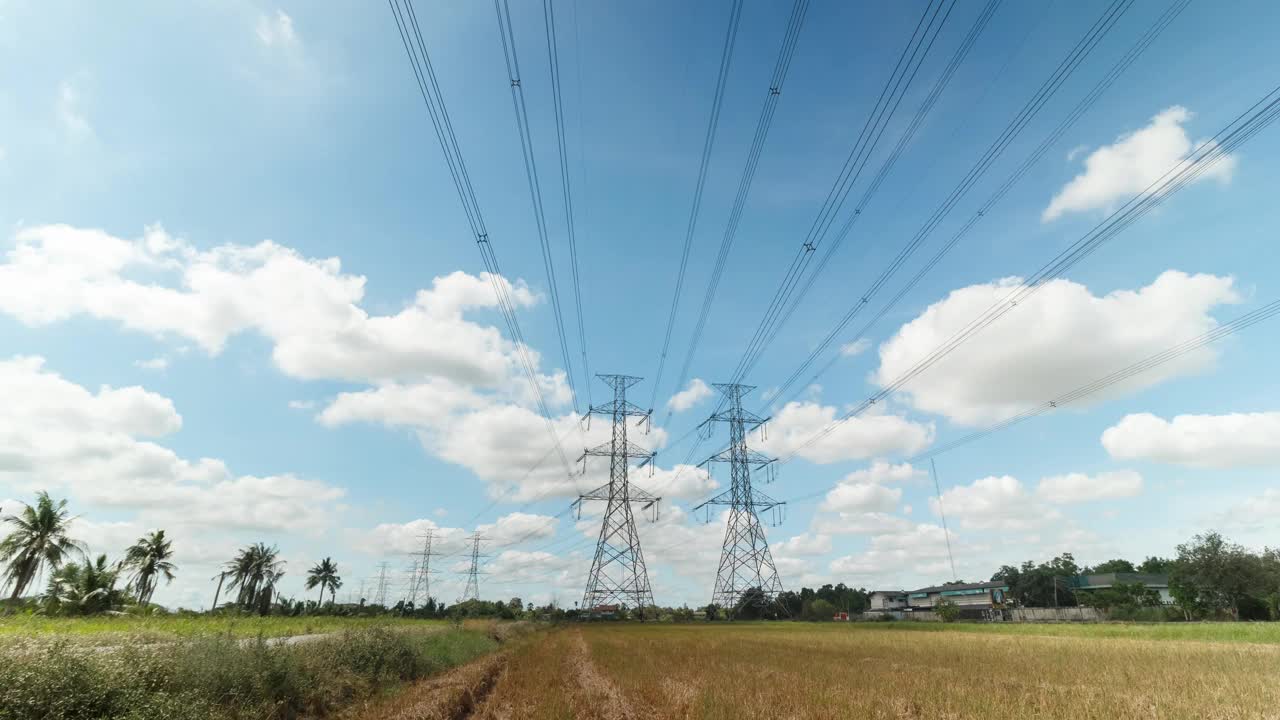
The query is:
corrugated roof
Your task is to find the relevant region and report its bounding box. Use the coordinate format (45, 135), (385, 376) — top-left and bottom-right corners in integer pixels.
(909, 580), (1007, 594)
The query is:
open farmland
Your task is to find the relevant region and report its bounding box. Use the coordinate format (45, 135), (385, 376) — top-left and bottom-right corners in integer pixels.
(0, 612), (442, 646)
(361, 622), (1280, 719)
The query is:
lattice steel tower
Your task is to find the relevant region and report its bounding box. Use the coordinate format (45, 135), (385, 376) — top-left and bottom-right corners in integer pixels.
(693, 383), (786, 614)
(575, 374), (662, 612)
(462, 533), (484, 602)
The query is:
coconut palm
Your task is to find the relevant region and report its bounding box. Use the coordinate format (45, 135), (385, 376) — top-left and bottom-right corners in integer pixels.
(43, 554), (125, 615)
(0, 491), (85, 600)
(225, 543), (285, 613)
(121, 530), (177, 605)
(305, 557), (342, 606)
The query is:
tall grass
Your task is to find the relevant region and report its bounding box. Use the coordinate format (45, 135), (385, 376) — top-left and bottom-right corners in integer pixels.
(480, 624), (1280, 718)
(0, 626), (496, 720)
(0, 613), (441, 645)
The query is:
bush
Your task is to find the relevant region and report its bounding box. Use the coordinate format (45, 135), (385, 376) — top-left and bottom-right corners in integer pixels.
(0, 626), (499, 720)
(934, 600), (961, 623)
(800, 599), (836, 622)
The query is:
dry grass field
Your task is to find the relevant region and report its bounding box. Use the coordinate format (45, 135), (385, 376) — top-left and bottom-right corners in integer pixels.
(362, 622), (1280, 719)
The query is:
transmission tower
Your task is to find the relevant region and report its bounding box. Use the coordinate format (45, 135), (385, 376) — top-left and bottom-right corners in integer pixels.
(408, 529), (438, 605)
(692, 383), (786, 615)
(373, 562), (391, 607)
(461, 533), (484, 602)
(575, 374), (662, 612)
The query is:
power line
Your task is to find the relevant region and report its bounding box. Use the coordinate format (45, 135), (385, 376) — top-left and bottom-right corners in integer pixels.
(732, 0), (976, 384)
(649, 0), (747, 411)
(776, 82), (1280, 466)
(495, 0), (582, 412)
(771, 0), (1191, 409)
(778, 296), (1280, 509)
(660, 0), (811, 426)
(387, 0), (576, 480)
(543, 0), (593, 409)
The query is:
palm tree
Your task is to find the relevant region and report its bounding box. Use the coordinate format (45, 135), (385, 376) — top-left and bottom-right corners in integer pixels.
(225, 543), (285, 614)
(0, 492), (85, 600)
(121, 530), (177, 605)
(305, 557), (342, 606)
(43, 554), (125, 615)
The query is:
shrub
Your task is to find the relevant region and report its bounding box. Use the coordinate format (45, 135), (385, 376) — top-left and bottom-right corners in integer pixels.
(934, 600), (961, 623)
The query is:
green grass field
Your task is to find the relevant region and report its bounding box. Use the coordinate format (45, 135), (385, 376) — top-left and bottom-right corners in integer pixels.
(0, 613), (443, 645)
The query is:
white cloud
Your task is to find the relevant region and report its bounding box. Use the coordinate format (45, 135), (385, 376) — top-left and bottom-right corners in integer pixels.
(821, 482), (901, 514)
(774, 532), (831, 556)
(932, 475), (1056, 530)
(1217, 489), (1280, 531)
(1044, 106), (1235, 221)
(875, 271), (1238, 426)
(1036, 470), (1143, 503)
(840, 461), (922, 485)
(476, 511), (559, 545)
(829, 523), (956, 577)
(759, 400), (933, 464)
(0, 224), (548, 389)
(839, 338), (871, 357)
(0, 355), (345, 536)
(667, 378), (712, 412)
(812, 511), (915, 536)
(134, 356), (168, 371)
(57, 78), (93, 142)
(1102, 411), (1280, 468)
(287, 399), (315, 410)
(256, 9), (297, 47)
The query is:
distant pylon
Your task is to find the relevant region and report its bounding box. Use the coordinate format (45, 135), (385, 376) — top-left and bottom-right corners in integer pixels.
(462, 533), (483, 602)
(692, 383), (785, 615)
(575, 374), (662, 612)
(373, 561), (391, 607)
(409, 529), (437, 605)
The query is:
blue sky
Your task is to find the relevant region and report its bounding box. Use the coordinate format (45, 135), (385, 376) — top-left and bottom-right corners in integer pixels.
(2, 0), (1280, 609)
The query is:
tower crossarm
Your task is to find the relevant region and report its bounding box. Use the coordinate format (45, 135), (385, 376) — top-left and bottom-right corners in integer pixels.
(697, 446), (775, 469)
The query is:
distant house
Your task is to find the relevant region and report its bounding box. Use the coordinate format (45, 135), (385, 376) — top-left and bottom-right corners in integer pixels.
(867, 590), (908, 611)
(906, 580), (1009, 610)
(1070, 573), (1173, 604)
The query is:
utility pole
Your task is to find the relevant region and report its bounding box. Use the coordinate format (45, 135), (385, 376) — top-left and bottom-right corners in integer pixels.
(575, 374), (662, 614)
(374, 562), (390, 607)
(692, 383), (785, 616)
(462, 533), (484, 602)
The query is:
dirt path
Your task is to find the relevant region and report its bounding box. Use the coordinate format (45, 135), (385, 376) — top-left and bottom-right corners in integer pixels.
(345, 651), (508, 720)
(565, 630), (638, 720)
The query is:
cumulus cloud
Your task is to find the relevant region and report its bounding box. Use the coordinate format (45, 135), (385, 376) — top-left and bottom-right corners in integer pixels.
(812, 511), (915, 537)
(841, 461), (923, 485)
(840, 339), (871, 357)
(821, 482), (901, 514)
(775, 532), (832, 556)
(829, 523), (956, 577)
(1036, 470), (1143, 503)
(1102, 412), (1280, 468)
(134, 356), (168, 371)
(0, 224), (546, 389)
(1217, 489), (1280, 531)
(933, 475), (1056, 530)
(0, 355), (346, 535)
(875, 271), (1238, 426)
(256, 9), (297, 47)
(759, 400), (933, 464)
(1043, 106), (1235, 221)
(667, 378), (712, 412)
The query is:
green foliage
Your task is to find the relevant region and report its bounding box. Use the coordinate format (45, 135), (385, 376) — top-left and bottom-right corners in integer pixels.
(703, 603), (721, 621)
(304, 557), (341, 607)
(0, 625), (498, 720)
(800, 598), (836, 622)
(934, 599), (961, 623)
(1087, 558), (1137, 574)
(120, 531), (175, 606)
(1, 492), (86, 600)
(1170, 532), (1269, 620)
(1078, 581), (1162, 614)
(992, 553), (1081, 607)
(42, 554), (127, 616)
(224, 543), (285, 615)
(1138, 556), (1176, 575)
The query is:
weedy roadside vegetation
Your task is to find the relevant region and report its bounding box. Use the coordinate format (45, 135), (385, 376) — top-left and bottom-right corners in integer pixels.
(0, 624), (500, 720)
(0, 612), (442, 645)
